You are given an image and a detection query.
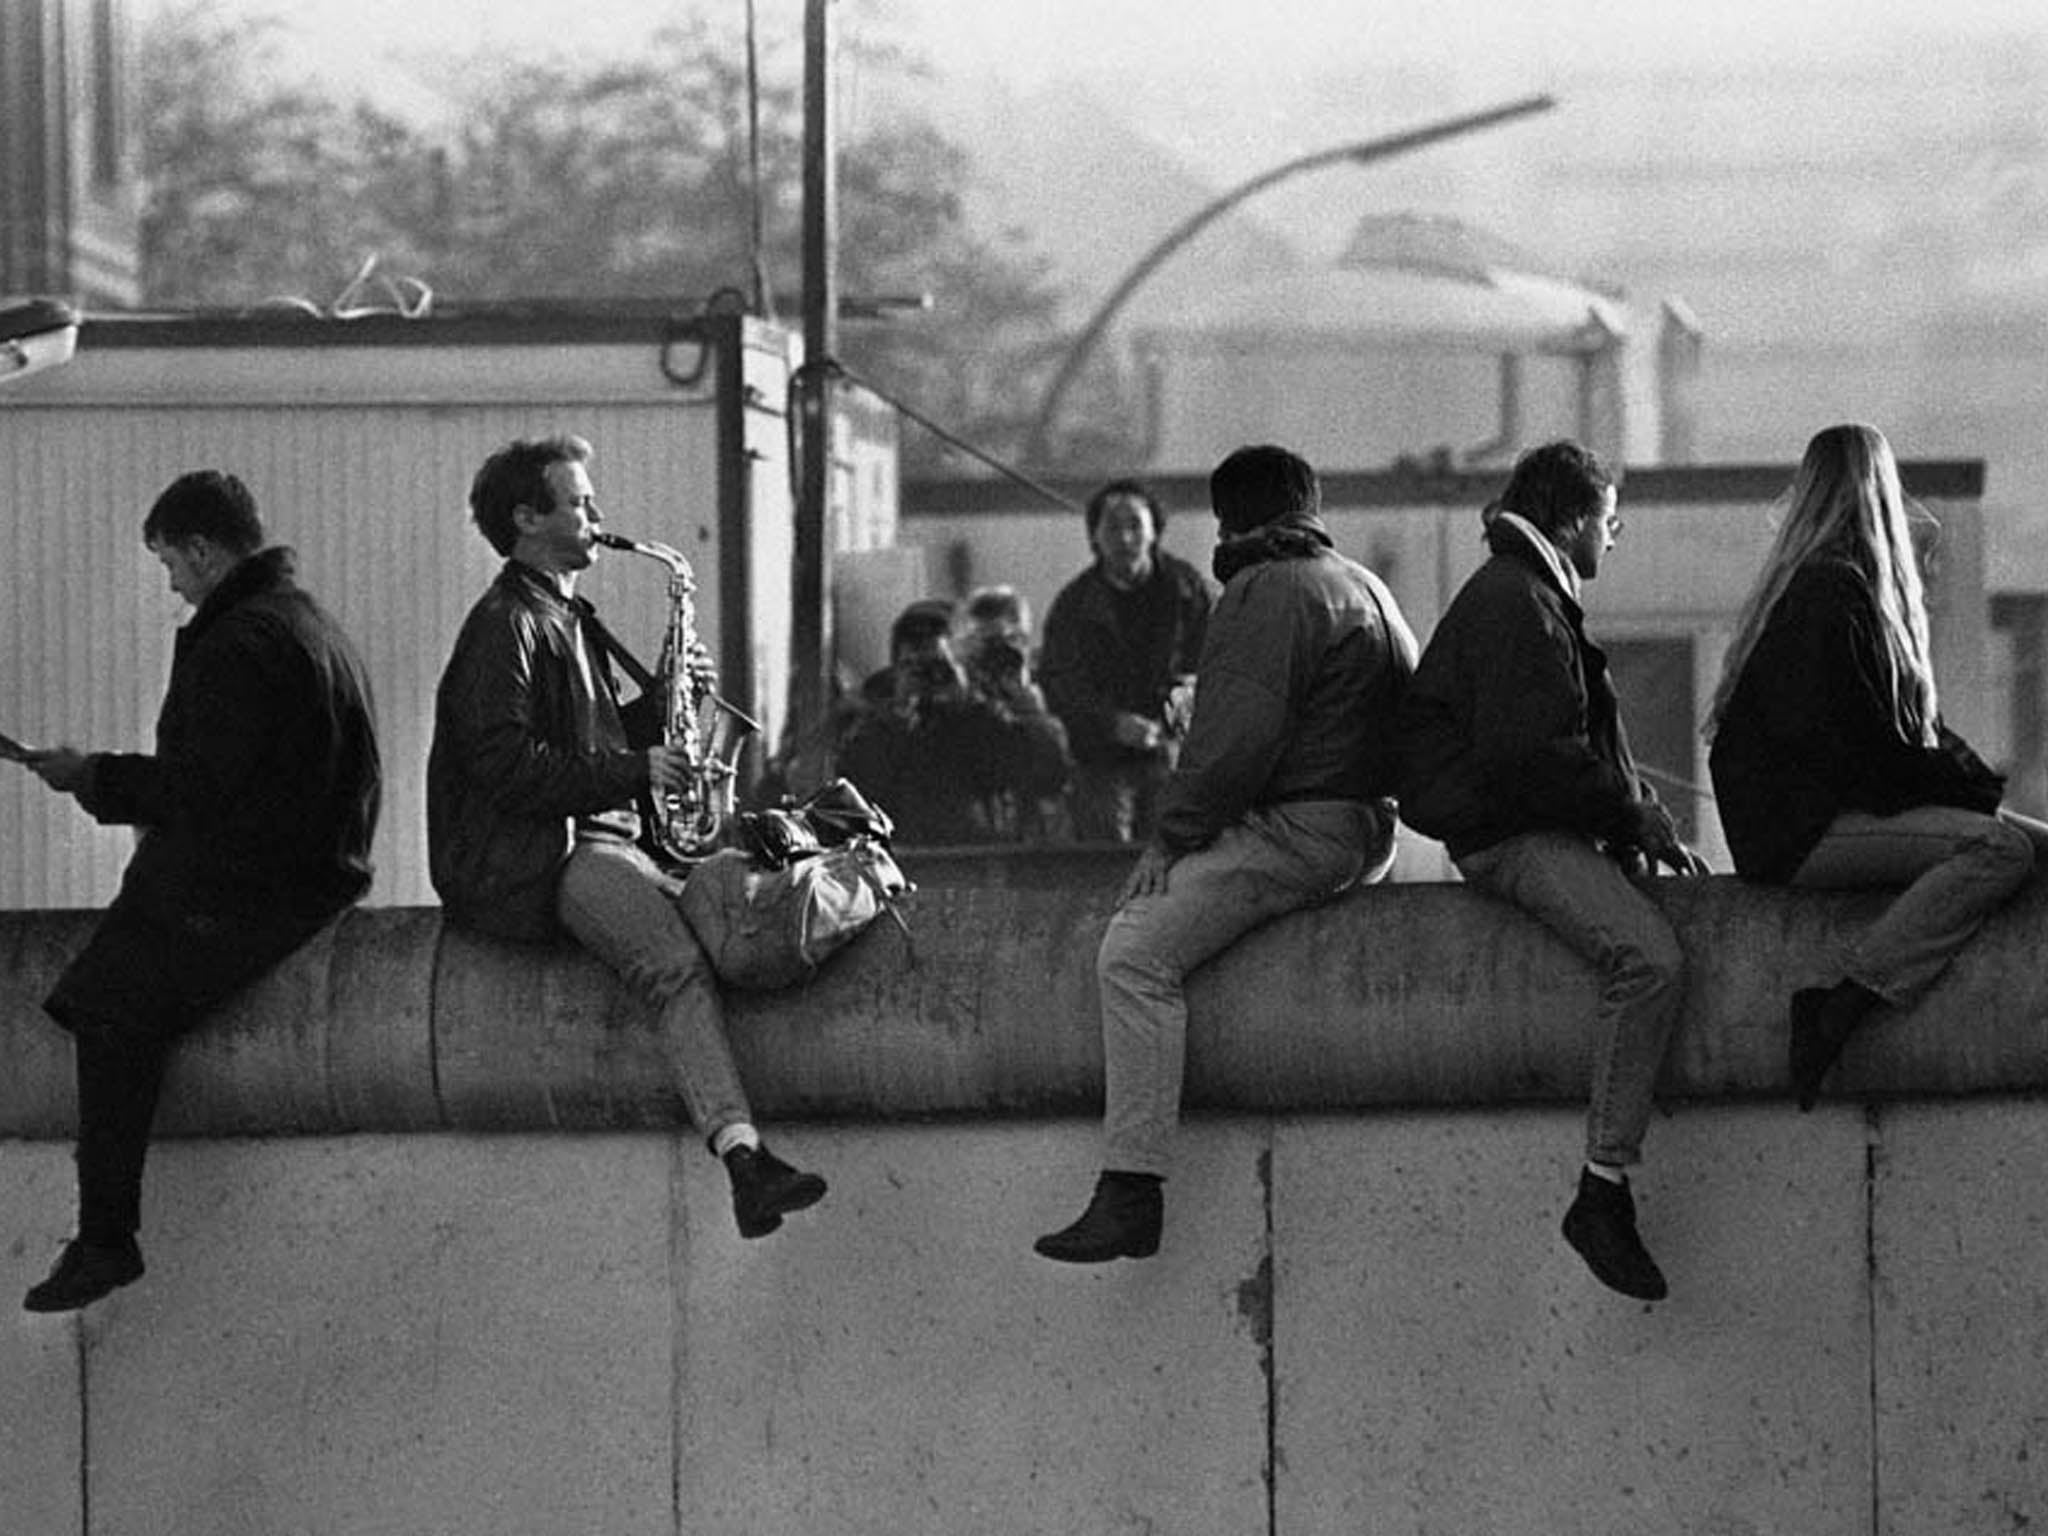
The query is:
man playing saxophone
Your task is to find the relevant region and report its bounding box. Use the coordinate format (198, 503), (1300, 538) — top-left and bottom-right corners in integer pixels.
(427, 434), (827, 1239)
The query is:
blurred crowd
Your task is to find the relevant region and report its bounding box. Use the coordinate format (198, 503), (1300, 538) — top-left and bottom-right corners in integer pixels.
(827, 478), (1212, 846)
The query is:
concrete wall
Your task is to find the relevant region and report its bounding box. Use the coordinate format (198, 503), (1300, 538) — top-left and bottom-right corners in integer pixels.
(5, 855), (2048, 1533)
(8, 1108), (2048, 1536)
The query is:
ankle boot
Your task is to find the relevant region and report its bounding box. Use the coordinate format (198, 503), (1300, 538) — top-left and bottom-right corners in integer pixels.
(1790, 980), (1882, 1112)
(1033, 1171), (1163, 1264)
(1561, 1169), (1668, 1301)
(23, 1235), (145, 1313)
(725, 1144), (828, 1239)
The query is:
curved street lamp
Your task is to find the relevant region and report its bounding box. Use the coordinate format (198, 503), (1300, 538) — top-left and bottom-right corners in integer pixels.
(1021, 92), (1558, 469)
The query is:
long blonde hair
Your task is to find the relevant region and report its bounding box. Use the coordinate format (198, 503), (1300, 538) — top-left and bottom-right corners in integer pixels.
(1705, 423), (1938, 744)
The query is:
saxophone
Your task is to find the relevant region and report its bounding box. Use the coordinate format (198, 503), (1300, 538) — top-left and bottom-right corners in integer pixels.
(594, 531), (761, 861)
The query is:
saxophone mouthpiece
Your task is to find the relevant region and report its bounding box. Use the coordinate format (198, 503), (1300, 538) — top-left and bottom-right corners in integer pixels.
(593, 529), (693, 578)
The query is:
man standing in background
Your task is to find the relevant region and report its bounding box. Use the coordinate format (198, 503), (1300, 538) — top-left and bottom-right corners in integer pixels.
(1040, 479), (1211, 842)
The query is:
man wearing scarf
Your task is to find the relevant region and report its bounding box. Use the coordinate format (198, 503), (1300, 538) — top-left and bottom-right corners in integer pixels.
(1396, 440), (1708, 1303)
(1035, 445), (1417, 1264)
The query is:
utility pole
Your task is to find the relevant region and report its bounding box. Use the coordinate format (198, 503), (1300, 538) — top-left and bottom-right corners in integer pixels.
(791, 0), (838, 787)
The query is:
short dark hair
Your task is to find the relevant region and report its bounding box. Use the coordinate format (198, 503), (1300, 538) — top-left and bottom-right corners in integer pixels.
(889, 599), (956, 658)
(1083, 479), (1166, 541)
(469, 434), (592, 556)
(1497, 440), (1617, 538)
(1211, 444), (1318, 536)
(142, 470), (264, 553)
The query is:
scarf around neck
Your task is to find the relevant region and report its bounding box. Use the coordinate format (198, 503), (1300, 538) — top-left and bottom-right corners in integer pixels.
(1487, 510), (1581, 604)
(1212, 509), (1334, 585)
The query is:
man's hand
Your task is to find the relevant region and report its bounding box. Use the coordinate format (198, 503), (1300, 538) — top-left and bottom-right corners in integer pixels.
(24, 745), (91, 795)
(1120, 841), (1176, 904)
(1110, 711), (1165, 753)
(1162, 677), (1197, 738)
(646, 743), (693, 796)
(1621, 800), (1709, 876)
(682, 639), (719, 691)
(1657, 841), (1711, 877)
(892, 653), (966, 722)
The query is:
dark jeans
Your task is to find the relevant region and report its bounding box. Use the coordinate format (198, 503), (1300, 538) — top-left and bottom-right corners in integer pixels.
(1790, 805), (2048, 1005)
(45, 888), (336, 1242)
(1455, 831), (1686, 1169)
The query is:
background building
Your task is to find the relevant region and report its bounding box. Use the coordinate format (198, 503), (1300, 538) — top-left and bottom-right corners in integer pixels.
(0, 0), (141, 307)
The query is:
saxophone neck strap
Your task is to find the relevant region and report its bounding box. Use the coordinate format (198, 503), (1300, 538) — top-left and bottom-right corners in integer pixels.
(574, 600), (659, 694)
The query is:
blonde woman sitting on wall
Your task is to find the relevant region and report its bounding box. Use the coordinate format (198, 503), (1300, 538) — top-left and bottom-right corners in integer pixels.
(1706, 423), (2048, 1110)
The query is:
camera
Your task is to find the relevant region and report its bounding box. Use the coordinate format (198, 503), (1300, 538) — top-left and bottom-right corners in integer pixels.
(971, 637), (1028, 684)
(901, 652), (960, 699)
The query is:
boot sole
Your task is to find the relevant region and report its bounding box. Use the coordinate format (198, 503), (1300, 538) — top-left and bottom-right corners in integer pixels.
(735, 1174), (828, 1239)
(1032, 1233), (1160, 1264)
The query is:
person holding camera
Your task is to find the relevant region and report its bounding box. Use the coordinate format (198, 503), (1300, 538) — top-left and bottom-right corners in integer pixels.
(958, 586), (1070, 840)
(833, 598), (1071, 845)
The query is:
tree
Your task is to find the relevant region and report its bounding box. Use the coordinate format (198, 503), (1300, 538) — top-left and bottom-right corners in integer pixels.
(132, 2), (1144, 472)
(136, 3), (432, 305)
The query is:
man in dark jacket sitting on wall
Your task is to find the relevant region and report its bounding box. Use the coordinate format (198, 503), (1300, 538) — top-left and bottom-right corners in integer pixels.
(428, 434), (825, 1242)
(1034, 445), (1417, 1263)
(1396, 440), (1707, 1303)
(18, 470), (382, 1312)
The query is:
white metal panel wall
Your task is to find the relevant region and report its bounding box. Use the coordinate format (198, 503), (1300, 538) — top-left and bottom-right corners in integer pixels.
(0, 369), (740, 910)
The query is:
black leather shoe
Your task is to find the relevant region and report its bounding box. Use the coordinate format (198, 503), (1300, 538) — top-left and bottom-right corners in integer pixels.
(1790, 982), (1880, 1112)
(1033, 1172), (1163, 1264)
(1561, 1170), (1668, 1301)
(1789, 987), (1844, 1112)
(23, 1236), (145, 1314)
(726, 1144), (828, 1239)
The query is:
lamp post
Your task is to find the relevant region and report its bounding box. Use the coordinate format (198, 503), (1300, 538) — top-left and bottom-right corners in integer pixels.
(1021, 93), (1557, 469)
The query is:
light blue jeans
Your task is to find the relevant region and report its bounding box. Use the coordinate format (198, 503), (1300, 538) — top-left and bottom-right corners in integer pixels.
(1455, 832), (1685, 1168)
(555, 837), (752, 1143)
(1789, 805), (2048, 1005)
(1099, 800), (1396, 1177)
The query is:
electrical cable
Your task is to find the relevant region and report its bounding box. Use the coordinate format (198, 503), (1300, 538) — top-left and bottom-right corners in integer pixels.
(812, 357), (1082, 514)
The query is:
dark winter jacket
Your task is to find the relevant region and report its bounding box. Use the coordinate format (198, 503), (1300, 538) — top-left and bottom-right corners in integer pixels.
(1155, 516), (1415, 855)
(80, 546), (380, 922)
(1708, 557), (2002, 883)
(428, 561), (649, 941)
(1039, 551), (1211, 766)
(1395, 517), (1655, 861)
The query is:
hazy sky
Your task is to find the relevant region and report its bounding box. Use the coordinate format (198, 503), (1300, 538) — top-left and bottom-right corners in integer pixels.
(163, 0), (2048, 177)
(169, 0), (2045, 272)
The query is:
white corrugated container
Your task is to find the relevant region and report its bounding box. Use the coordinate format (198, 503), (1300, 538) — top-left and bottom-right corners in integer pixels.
(0, 308), (823, 909)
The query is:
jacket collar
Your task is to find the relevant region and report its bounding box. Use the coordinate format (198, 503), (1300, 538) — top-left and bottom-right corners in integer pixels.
(1487, 512), (1581, 606)
(1211, 509), (1334, 585)
(188, 546), (296, 635)
(499, 558), (580, 614)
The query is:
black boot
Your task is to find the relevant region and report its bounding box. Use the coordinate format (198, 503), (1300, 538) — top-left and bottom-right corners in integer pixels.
(725, 1144), (828, 1239)
(1790, 980), (1883, 1112)
(1033, 1171), (1163, 1264)
(1561, 1169), (1668, 1301)
(23, 1235), (145, 1314)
